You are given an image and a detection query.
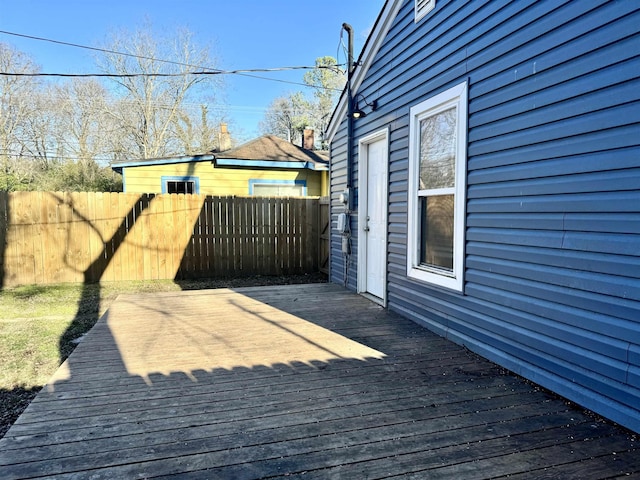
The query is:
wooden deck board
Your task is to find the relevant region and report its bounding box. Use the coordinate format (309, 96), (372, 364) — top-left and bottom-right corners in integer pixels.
(1, 283), (638, 479)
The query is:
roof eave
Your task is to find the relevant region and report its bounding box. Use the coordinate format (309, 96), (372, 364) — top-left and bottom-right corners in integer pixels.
(110, 154), (215, 171)
(325, 0), (404, 144)
(214, 158), (328, 171)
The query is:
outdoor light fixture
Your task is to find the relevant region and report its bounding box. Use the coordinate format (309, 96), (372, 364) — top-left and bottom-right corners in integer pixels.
(350, 94), (378, 119)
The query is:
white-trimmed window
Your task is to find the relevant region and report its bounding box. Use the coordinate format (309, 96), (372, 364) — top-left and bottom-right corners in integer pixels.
(407, 81), (467, 292)
(415, 0), (436, 22)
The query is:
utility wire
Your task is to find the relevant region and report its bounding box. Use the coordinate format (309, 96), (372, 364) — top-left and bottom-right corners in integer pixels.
(0, 29), (344, 90)
(0, 69), (344, 91)
(0, 29), (220, 71)
(0, 65), (343, 78)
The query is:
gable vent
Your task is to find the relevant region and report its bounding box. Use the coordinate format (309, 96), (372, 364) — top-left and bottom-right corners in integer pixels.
(415, 0), (435, 22)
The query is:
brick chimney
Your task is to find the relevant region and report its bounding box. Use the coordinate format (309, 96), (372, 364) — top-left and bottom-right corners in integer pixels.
(218, 123), (232, 151)
(303, 128), (315, 150)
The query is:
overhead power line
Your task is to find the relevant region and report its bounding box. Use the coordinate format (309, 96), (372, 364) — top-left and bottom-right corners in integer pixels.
(0, 29), (215, 71)
(0, 29), (345, 89)
(0, 64), (343, 78)
(0, 69), (344, 92)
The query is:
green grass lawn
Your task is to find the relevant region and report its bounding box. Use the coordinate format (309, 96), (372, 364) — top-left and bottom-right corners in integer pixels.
(0, 281), (172, 389)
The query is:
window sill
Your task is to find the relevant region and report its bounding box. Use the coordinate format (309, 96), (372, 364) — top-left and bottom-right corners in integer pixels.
(407, 265), (463, 293)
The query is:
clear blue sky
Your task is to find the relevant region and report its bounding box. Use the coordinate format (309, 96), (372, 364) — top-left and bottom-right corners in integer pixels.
(0, 0), (386, 141)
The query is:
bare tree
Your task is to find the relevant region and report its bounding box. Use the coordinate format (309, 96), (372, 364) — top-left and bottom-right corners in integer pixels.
(96, 24), (223, 160)
(20, 85), (65, 172)
(45, 79), (116, 188)
(259, 93), (311, 146)
(0, 43), (40, 189)
(174, 104), (223, 155)
(260, 56), (344, 148)
(0, 31), (223, 192)
(55, 79), (109, 162)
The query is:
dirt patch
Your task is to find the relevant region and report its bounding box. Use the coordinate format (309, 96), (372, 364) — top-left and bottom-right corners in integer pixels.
(0, 387), (41, 438)
(174, 272), (328, 291)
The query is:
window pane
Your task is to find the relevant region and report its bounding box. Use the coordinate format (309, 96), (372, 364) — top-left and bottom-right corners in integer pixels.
(419, 106), (456, 190)
(419, 194), (454, 271)
(167, 181), (194, 194)
(278, 185), (303, 196)
(253, 184), (304, 196)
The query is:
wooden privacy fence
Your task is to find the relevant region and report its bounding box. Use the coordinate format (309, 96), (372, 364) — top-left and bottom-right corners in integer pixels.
(0, 192), (328, 288)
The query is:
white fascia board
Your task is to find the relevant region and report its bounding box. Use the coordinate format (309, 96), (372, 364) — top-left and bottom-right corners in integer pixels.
(325, 0), (404, 144)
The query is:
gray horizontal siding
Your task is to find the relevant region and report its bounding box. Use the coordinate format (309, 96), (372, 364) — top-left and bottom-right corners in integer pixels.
(468, 212), (640, 234)
(329, 123), (353, 289)
(469, 147), (640, 184)
(329, 0), (640, 432)
(466, 240), (640, 279)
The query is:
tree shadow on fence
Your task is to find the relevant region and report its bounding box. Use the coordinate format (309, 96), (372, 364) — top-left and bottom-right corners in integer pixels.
(53, 192), (151, 365)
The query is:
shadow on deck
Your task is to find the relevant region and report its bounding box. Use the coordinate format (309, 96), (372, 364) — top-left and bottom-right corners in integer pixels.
(0, 283), (638, 479)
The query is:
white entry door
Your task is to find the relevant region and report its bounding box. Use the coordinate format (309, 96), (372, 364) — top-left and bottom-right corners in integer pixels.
(359, 132), (388, 303)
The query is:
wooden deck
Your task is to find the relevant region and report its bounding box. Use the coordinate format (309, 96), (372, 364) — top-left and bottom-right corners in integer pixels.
(1, 283), (638, 479)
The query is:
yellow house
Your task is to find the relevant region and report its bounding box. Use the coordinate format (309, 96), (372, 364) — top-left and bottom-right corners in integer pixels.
(112, 135), (329, 196)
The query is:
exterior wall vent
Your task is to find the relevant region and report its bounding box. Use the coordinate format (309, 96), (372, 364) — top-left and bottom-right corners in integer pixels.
(415, 0), (435, 22)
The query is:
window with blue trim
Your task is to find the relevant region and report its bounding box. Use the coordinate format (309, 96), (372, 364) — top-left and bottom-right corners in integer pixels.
(161, 176), (200, 194)
(249, 179), (306, 196)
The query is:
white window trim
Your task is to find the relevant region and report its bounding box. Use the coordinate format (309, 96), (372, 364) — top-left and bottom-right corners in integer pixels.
(407, 81), (468, 292)
(415, 0), (436, 23)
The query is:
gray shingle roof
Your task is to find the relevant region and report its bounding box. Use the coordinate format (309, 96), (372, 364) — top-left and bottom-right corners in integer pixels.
(215, 135), (328, 167)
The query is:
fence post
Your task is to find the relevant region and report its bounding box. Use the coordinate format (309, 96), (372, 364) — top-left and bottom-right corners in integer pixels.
(319, 196), (330, 274)
(0, 191), (7, 288)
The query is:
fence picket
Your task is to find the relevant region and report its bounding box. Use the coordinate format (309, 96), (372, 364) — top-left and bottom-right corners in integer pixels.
(319, 196), (329, 274)
(268, 197), (277, 275)
(31, 192), (46, 284)
(210, 197), (220, 276)
(0, 192), (7, 286)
